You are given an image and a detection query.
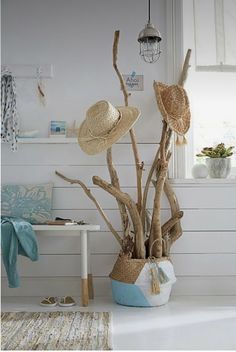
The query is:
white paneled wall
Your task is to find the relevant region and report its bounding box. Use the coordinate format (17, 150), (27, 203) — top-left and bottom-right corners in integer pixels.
(2, 0), (236, 298)
(2, 143), (236, 296)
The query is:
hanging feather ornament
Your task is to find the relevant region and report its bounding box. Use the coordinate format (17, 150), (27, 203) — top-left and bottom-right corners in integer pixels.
(37, 67), (46, 106)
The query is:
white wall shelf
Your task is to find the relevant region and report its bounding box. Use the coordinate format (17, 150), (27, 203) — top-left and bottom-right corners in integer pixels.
(17, 138), (77, 144)
(2, 138), (159, 145)
(1, 64), (53, 78)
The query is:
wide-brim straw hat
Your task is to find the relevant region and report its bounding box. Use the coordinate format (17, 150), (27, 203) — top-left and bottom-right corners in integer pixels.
(78, 100), (140, 155)
(153, 81), (191, 136)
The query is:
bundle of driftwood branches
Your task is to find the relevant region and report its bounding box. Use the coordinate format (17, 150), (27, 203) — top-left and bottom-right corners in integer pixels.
(56, 31), (191, 260)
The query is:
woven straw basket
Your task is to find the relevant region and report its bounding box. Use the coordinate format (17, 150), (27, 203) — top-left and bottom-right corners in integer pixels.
(110, 255), (176, 307)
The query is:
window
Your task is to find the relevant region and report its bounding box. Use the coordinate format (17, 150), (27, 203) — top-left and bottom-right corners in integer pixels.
(169, 0), (236, 178)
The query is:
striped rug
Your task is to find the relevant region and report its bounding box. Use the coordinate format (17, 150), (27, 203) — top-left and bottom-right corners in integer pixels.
(1, 311), (112, 350)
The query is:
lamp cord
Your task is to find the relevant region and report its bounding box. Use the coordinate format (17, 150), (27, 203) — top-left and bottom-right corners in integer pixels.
(148, 0), (151, 23)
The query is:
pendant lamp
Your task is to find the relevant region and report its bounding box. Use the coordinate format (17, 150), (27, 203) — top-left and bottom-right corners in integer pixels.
(138, 0), (162, 63)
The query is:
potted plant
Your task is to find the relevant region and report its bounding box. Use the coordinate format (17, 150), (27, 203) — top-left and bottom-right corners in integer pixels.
(196, 143), (234, 178)
(56, 31), (192, 307)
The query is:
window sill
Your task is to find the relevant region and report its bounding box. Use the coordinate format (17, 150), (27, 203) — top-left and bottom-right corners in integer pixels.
(169, 178), (236, 187)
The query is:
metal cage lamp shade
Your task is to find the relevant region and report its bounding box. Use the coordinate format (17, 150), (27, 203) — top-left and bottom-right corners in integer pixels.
(138, 0), (162, 63)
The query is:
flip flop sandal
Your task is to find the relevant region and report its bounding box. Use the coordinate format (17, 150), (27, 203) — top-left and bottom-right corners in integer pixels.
(58, 296), (76, 307)
(40, 296), (58, 307)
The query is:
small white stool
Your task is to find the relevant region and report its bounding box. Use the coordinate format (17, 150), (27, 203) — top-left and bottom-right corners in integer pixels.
(33, 224), (100, 306)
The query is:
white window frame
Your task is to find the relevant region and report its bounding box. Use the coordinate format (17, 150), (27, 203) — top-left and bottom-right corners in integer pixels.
(166, 0), (186, 179)
(166, 0), (236, 179)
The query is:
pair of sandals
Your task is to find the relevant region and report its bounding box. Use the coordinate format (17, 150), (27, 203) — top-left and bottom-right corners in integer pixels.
(40, 296), (76, 307)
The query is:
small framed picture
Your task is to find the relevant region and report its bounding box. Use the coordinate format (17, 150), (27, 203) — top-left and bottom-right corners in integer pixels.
(50, 121), (66, 137)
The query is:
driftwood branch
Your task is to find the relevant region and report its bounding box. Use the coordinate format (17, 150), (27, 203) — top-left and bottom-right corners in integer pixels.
(113, 30), (129, 106)
(161, 210), (184, 236)
(93, 175), (145, 259)
(143, 49), (191, 255)
(178, 49), (192, 86)
(163, 49), (192, 245)
(141, 147), (160, 229)
(129, 129), (144, 213)
(112, 30), (143, 214)
(148, 121), (168, 257)
(164, 180), (183, 244)
(106, 148), (130, 237)
(141, 127), (172, 231)
(55, 171), (122, 245)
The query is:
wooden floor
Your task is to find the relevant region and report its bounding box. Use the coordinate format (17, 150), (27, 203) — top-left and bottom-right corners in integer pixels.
(2, 295), (236, 350)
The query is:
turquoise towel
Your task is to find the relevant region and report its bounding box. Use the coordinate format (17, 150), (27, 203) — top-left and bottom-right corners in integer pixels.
(1, 216), (39, 288)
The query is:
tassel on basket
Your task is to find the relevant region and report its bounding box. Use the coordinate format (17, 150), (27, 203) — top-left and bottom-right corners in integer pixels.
(148, 257), (160, 295)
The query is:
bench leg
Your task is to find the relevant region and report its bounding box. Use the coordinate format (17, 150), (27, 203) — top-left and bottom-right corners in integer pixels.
(88, 274), (94, 299)
(80, 230), (89, 307)
(87, 232), (94, 299)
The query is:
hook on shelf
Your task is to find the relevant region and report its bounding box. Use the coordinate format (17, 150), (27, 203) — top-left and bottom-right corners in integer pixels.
(36, 66), (43, 79)
(1, 65), (12, 76)
(36, 66), (46, 106)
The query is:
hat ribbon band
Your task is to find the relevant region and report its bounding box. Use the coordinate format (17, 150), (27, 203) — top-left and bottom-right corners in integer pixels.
(80, 113), (122, 143)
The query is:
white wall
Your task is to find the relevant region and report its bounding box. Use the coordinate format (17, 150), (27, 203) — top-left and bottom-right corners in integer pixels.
(2, 0), (167, 141)
(2, 0), (236, 297)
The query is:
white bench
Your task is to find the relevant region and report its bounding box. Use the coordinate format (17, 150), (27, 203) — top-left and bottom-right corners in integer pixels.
(32, 224), (100, 306)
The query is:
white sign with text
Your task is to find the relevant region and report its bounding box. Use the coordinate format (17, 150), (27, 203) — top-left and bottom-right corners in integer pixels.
(122, 72), (144, 91)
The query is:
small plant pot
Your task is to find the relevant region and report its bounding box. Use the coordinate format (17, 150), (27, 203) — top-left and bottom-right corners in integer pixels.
(206, 158), (231, 178)
(109, 255), (176, 307)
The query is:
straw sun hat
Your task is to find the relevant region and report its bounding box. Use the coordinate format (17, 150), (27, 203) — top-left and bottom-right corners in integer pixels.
(153, 81), (191, 143)
(78, 100), (140, 155)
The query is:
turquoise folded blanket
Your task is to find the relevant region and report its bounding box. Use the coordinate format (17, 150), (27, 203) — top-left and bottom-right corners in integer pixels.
(1, 216), (39, 288)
